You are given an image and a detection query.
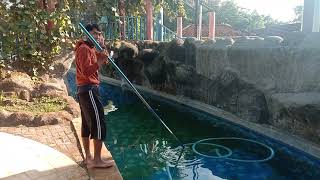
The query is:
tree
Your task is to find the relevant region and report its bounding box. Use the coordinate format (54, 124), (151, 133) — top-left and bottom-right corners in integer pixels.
(177, 0), (186, 17)
(0, 0), (74, 75)
(293, 5), (303, 23)
(186, 0), (278, 31)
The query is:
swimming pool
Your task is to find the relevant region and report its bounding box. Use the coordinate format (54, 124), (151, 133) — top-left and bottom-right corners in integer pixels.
(66, 71), (320, 180)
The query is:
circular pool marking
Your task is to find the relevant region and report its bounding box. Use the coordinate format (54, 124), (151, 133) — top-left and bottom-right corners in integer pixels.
(191, 142), (233, 159)
(166, 142), (232, 167)
(192, 137), (275, 163)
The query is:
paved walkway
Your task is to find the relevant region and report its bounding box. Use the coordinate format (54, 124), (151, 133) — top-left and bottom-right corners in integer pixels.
(0, 132), (88, 179)
(0, 123), (83, 165)
(0, 119), (123, 180)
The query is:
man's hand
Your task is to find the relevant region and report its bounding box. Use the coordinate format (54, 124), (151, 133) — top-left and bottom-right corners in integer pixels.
(97, 36), (106, 49)
(96, 34), (110, 66)
(97, 50), (109, 66)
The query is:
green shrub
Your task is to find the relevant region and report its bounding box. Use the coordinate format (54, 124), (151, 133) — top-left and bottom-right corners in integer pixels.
(0, 0), (75, 76)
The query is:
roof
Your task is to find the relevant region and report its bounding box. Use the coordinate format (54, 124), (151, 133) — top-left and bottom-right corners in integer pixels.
(182, 24), (251, 37)
(252, 23), (301, 36)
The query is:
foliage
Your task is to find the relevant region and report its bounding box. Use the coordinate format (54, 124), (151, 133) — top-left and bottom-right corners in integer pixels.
(0, 95), (67, 115)
(183, 0), (279, 31)
(0, 0), (75, 76)
(293, 5), (303, 23)
(83, 0), (182, 20)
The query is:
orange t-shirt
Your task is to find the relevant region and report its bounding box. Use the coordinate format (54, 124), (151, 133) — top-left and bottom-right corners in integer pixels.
(75, 40), (105, 86)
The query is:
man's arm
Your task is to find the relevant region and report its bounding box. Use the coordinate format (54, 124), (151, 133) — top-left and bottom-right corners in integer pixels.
(96, 35), (109, 65)
(78, 46), (99, 77)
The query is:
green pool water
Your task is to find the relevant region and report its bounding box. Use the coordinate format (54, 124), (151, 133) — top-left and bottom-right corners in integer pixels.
(65, 71), (320, 179)
(104, 98), (320, 180)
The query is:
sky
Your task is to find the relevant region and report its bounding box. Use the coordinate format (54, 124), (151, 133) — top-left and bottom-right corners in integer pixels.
(233, 0), (304, 22)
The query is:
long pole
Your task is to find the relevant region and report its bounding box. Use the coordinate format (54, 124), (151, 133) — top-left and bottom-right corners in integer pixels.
(79, 23), (184, 147)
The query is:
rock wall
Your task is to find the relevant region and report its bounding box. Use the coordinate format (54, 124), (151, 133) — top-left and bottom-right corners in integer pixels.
(104, 33), (320, 144)
(196, 35), (320, 93)
(0, 51), (80, 127)
(194, 33), (320, 143)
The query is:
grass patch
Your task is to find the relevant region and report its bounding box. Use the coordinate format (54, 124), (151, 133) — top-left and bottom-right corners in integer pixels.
(0, 95), (67, 115)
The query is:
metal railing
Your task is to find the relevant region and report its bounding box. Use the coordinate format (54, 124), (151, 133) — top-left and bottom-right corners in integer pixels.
(98, 16), (180, 42)
(154, 22), (181, 42)
(99, 16), (147, 41)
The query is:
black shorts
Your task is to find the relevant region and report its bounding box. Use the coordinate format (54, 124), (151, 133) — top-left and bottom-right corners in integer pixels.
(78, 86), (106, 140)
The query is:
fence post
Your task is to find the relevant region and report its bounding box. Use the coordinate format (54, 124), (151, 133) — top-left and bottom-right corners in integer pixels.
(208, 11), (215, 39)
(160, 7), (164, 41)
(302, 0), (320, 32)
(119, 0), (126, 39)
(177, 17), (183, 38)
(37, 0), (56, 31)
(145, 0), (153, 40)
(195, 0), (199, 37)
(197, 4), (202, 40)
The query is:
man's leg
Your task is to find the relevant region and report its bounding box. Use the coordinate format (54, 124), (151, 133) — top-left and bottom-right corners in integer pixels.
(90, 139), (114, 168)
(87, 89), (114, 168)
(82, 137), (92, 163)
(79, 97), (93, 165)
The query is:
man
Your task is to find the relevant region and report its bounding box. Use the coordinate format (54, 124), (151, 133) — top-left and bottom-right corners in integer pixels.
(75, 24), (114, 168)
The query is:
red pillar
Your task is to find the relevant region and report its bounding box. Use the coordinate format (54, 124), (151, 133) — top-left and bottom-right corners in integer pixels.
(47, 0), (56, 30)
(208, 12), (215, 39)
(119, 0), (126, 40)
(38, 0), (56, 31)
(177, 17), (183, 38)
(145, 0), (153, 40)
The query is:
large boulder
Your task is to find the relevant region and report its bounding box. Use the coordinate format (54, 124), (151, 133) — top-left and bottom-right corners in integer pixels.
(114, 41), (139, 59)
(183, 38), (198, 67)
(144, 56), (166, 85)
(299, 33), (320, 49)
(61, 95), (80, 118)
(5, 112), (35, 126)
(0, 71), (34, 93)
(165, 39), (185, 63)
(211, 69), (269, 123)
(110, 41), (150, 86)
(0, 109), (12, 125)
(32, 78), (68, 98)
(33, 111), (72, 126)
(138, 49), (159, 65)
(282, 32), (306, 47)
(135, 40), (160, 50)
(267, 93), (320, 143)
(19, 90), (31, 101)
(49, 51), (74, 78)
(0, 69), (80, 127)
